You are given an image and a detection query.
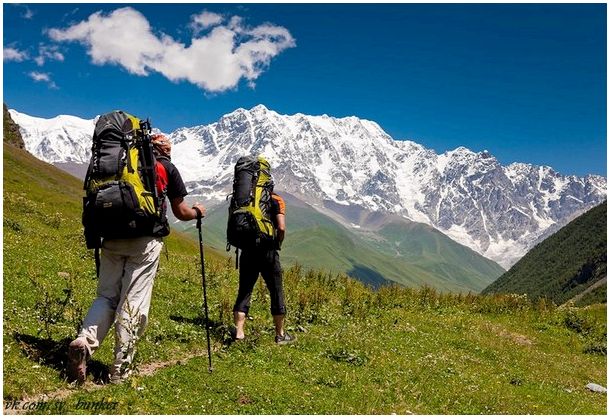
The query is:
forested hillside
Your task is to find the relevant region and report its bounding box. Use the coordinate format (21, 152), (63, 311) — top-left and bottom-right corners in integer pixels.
(483, 202), (607, 305)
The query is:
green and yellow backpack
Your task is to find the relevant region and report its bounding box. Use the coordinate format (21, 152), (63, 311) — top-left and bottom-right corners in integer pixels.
(226, 155), (276, 252)
(82, 110), (167, 253)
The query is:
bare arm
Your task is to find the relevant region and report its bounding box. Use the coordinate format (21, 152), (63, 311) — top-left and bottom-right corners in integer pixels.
(276, 213), (286, 244)
(171, 197), (206, 221)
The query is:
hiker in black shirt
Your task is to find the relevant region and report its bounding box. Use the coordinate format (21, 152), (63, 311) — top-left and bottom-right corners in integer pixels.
(68, 133), (206, 384)
(233, 192), (295, 344)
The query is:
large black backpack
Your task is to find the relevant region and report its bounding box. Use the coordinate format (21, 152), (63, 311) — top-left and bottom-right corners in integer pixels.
(226, 155), (276, 253)
(82, 111), (161, 252)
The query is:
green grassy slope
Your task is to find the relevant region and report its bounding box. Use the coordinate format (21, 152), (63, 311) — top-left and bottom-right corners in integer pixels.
(368, 220), (505, 291)
(3, 143), (227, 396)
(3, 143), (606, 414)
(188, 199), (504, 292)
(483, 202), (607, 305)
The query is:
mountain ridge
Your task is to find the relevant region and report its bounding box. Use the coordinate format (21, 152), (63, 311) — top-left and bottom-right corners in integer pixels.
(9, 105), (606, 268)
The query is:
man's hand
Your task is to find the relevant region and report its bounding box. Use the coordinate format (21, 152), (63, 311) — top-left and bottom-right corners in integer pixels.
(192, 203), (206, 220)
(171, 197), (206, 221)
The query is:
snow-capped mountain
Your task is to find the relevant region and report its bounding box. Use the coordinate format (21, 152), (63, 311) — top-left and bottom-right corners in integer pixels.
(9, 106), (607, 268)
(9, 110), (97, 163)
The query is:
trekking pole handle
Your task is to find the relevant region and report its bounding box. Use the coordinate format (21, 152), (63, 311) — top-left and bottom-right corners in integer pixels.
(193, 206), (203, 227)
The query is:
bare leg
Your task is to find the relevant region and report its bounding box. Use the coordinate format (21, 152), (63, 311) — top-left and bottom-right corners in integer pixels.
(233, 311), (246, 340)
(273, 314), (285, 337)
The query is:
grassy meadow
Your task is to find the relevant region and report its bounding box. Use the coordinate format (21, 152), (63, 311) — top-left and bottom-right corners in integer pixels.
(2, 144), (607, 414)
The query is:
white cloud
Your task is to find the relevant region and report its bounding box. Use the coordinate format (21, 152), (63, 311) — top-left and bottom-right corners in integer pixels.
(48, 7), (295, 92)
(22, 6), (34, 20)
(11, 4), (34, 20)
(4, 47), (28, 62)
(191, 10), (224, 31)
(28, 71), (58, 89)
(29, 72), (51, 82)
(35, 45), (65, 66)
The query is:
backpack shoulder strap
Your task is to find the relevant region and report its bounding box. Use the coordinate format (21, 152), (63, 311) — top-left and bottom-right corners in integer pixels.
(94, 247), (100, 279)
(137, 129), (158, 202)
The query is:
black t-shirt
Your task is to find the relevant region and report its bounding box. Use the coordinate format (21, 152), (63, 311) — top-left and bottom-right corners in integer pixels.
(159, 158), (188, 200)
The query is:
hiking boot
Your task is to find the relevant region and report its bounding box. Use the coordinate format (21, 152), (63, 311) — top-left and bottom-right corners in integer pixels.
(109, 364), (133, 385)
(67, 338), (88, 384)
(275, 332), (296, 345)
(230, 326), (245, 342)
(109, 370), (131, 385)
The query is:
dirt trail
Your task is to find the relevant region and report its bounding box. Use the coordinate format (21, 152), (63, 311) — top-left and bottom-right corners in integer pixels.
(3, 349), (207, 415)
(484, 322), (533, 346)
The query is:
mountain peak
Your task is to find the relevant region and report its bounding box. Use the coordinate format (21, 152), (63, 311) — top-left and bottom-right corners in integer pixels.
(225, 104), (276, 121)
(250, 104), (269, 112)
(450, 145), (475, 155)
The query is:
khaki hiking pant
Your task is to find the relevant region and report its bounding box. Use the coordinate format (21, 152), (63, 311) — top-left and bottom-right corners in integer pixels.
(77, 236), (163, 379)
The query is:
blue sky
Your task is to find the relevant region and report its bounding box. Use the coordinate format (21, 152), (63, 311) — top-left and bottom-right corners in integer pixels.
(3, 3), (606, 176)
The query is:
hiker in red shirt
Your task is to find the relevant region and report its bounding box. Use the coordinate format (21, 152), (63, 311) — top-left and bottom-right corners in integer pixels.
(68, 132), (206, 384)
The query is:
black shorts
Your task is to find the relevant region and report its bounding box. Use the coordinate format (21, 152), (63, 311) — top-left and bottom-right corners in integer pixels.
(233, 248), (286, 316)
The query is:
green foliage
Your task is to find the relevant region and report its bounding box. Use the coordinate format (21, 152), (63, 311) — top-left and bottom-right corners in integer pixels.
(31, 273), (83, 340)
(575, 283), (607, 307)
(483, 202), (607, 305)
(3, 144), (607, 414)
(560, 305), (607, 355)
(325, 347), (368, 366)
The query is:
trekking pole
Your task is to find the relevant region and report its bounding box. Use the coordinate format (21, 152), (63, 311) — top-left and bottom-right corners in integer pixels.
(195, 209), (213, 373)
